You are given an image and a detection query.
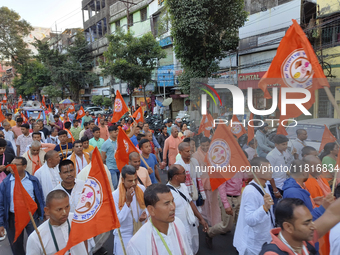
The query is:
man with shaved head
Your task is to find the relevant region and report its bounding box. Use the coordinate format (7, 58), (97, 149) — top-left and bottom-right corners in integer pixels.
(162, 126), (182, 167)
(34, 150), (61, 200)
(129, 151), (152, 187)
(23, 141), (45, 175)
(292, 129), (308, 160)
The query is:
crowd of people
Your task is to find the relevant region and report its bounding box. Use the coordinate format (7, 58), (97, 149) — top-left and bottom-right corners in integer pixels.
(1, 106), (340, 255)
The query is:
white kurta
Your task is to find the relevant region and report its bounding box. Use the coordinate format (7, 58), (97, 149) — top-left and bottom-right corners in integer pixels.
(3, 129), (16, 155)
(233, 180), (275, 255)
(167, 182), (199, 254)
(34, 162), (61, 200)
(126, 217), (193, 255)
(67, 154), (88, 174)
(112, 184), (146, 255)
(26, 213), (94, 255)
(330, 222), (340, 255)
(53, 179), (85, 213)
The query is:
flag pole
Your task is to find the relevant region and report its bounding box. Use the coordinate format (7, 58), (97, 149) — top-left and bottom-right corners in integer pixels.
(323, 87), (340, 118)
(28, 211), (47, 255)
(332, 174), (337, 195)
(140, 154), (150, 168)
(117, 228), (127, 255)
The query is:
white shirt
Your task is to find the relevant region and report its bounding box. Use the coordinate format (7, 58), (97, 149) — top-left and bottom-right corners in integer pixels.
(126, 217), (193, 255)
(26, 213), (93, 255)
(34, 162), (61, 200)
(167, 182), (199, 254)
(3, 129), (16, 155)
(233, 180), (274, 255)
(112, 184), (146, 255)
(67, 154), (88, 174)
(53, 179), (85, 213)
(291, 138), (306, 160)
(266, 147), (294, 189)
(330, 222), (340, 255)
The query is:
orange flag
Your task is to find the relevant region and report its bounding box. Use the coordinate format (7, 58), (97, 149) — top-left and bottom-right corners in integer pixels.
(37, 111), (42, 120)
(2, 94), (7, 104)
(41, 95), (46, 108)
(55, 148), (120, 255)
(0, 105), (5, 123)
(132, 106), (144, 123)
(198, 114), (214, 137)
(205, 123), (251, 191)
(259, 19), (329, 119)
(319, 125), (337, 153)
(18, 95), (23, 108)
(247, 113), (255, 144)
(111, 90), (128, 123)
(276, 117), (288, 136)
(47, 105), (52, 113)
(9, 164), (38, 242)
(76, 106), (86, 120)
(228, 115), (246, 139)
(67, 104), (75, 115)
(115, 126), (139, 171)
(21, 112), (28, 123)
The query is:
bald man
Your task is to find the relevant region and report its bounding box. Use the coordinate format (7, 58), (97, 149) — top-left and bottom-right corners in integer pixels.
(162, 126), (182, 167)
(23, 141), (45, 175)
(129, 151), (152, 187)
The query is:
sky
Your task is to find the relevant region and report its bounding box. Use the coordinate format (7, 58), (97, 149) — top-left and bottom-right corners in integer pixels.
(2, 0), (83, 31)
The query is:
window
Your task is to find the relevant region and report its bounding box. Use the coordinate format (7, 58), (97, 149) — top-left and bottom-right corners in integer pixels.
(128, 14), (133, 27)
(321, 18), (340, 47)
(140, 8), (147, 22)
(115, 20), (120, 30)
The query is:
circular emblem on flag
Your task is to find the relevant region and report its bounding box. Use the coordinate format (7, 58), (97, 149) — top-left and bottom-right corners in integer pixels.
(281, 49), (313, 88)
(207, 139), (231, 168)
(136, 112), (141, 120)
(114, 99), (122, 112)
(73, 177), (103, 223)
(231, 125), (242, 135)
(123, 139), (129, 153)
(79, 110), (83, 115)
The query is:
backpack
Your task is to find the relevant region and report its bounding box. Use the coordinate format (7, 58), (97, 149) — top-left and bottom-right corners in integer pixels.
(259, 242), (318, 255)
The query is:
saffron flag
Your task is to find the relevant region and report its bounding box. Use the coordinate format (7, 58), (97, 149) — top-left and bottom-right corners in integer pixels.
(205, 123), (251, 191)
(41, 95), (46, 108)
(9, 164), (38, 242)
(47, 105), (52, 113)
(198, 114), (214, 137)
(37, 111), (42, 120)
(67, 104), (75, 115)
(56, 148), (120, 255)
(115, 126), (139, 171)
(276, 117), (288, 136)
(112, 90), (128, 123)
(21, 112), (28, 123)
(132, 106), (144, 123)
(18, 95), (23, 108)
(319, 125), (337, 153)
(228, 115), (246, 139)
(2, 94), (7, 104)
(247, 113), (255, 144)
(0, 105), (5, 123)
(76, 106), (85, 120)
(258, 19), (329, 119)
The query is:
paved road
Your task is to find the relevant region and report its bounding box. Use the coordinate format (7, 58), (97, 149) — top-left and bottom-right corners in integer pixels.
(0, 169), (238, 255)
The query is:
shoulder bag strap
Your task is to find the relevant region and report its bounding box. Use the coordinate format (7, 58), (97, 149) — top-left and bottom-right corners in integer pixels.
(167, 185), (190, 203)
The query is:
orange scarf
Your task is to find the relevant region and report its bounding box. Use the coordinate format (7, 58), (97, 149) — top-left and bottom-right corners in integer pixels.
(70, 152), (90, 173)
(66, 129), (75, 143)
(118, 182), (145, 210)
(27, 151), (42, 174)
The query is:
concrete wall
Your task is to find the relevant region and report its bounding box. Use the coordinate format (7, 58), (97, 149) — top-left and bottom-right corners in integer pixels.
(319, 0), (340, 17)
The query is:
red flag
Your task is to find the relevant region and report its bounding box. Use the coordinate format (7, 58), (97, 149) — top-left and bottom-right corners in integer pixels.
(55, 148), (120, 255)
(132, 106), (144, 123)
(0, 105), (5, 123)
(2, 94), (7, 104)
(276, 117), (288, 136)
(247, 113), (255, 144)
(319, 125), (337, 153)
(198, 114), (214, 137)
(18, 95), (23, 108)
(21, 112), (28, 123)
(258, 19), (329, 119)
(76, 106), (86, 120)
(111, 90), (128, 123)
(205, 124), (251, 191)
(9, 164), (38, 242)
(227, 115), (246, 139)
(67, 104), (75, 115)
(41, 95), (46, 108)
(115, 126), (139, 171)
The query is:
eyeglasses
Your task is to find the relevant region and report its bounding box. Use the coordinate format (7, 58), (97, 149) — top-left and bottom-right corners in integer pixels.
(176, 171), (186, 176)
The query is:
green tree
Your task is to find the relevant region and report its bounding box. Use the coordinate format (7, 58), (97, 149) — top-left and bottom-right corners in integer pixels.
(101, 30), (166, 111)
(103, 97), (112, 107)
(42, 85), (62, 103)
(0, 7), (33, 68)
(166, 0), (248, 93)
(92, 95), (104, 106)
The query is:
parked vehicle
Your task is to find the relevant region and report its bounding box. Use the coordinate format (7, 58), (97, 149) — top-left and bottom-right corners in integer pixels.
(84, 106), (105, 116)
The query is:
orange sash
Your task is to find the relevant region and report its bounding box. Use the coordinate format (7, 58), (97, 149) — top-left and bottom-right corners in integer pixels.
(118, 182), (145, 210)
(66, 129), (75, 143)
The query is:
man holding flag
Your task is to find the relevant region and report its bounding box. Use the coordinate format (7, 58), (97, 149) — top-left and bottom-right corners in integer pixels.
(0, 157), (45, 254)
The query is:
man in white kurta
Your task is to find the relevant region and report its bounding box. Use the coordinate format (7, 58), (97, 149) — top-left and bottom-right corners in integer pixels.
(67, 140), (90, 174)
(112, 165), (147, 255)
(34, 150), (61, 200)
(2, 121), (16, 155)
(126, 183), (193, 255)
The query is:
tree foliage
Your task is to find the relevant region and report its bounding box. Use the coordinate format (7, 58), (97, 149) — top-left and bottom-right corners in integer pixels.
(103, 97), (112, 107)
(166, 0), (248, 91)
(42, 85), (62, 103)
(92, 95), (104, 106)
(0, 7), (33, 68)
(101, 30), (166, 110)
